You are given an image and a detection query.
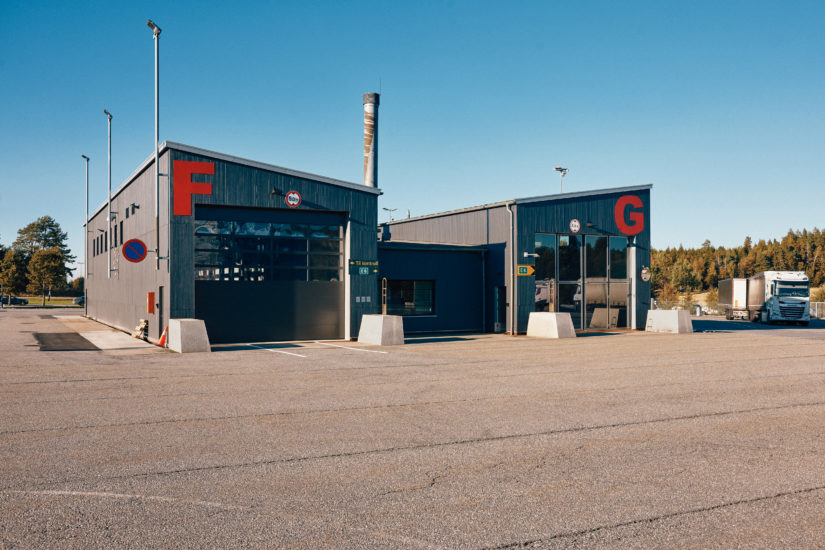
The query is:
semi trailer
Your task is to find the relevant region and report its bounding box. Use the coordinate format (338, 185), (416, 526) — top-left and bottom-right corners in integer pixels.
(718, 271), (810, 324)
(718, 278), (748, 320)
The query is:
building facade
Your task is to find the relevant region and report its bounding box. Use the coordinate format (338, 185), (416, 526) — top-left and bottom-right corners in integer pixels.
(86, 142), (380, 343)
(377, 185), (652, 334)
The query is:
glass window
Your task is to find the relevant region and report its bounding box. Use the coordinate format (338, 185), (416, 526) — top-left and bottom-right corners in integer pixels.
(585, 236), (607, 279)
(272, 268), (307, 281)
(309, 225), (341, 239)
(534, 233), (556, 312)
(236, 222), (272, 236)
(558, 235), (581, 281)
(585, 283), (608, 328)
(310, 239), (341, 253)
(119, 221), (123, 245)
(386, 280), (435, 316)
(113, 225), (118, 247)
(609, 281), (629, 328)
(610, 237), (628, 279)
(237, 236), (269, 252)
(310, 269), (341, 282)
(194, 235), (222, 251)
(310, 255), (340, 269)
(775, 282), (809, 297)
(276, 239), (307, 254)
(272, 223), (307, 238)
(274, 253), (307, 268)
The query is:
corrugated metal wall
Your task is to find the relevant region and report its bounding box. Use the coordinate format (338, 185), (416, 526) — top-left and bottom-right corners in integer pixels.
(379, 206), (512, 332)
(380, 188), (652, 334)
(377, 244), (485, 333)
(86, 150), (172, 339)
(168, 147), (379, 339)
(516, 189), (651, 332)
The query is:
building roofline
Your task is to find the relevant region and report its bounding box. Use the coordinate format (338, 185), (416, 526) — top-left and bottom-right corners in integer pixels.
(377, 240), (487, 252)
(382, 184), (653, 226)
(90, 141), (381, 220)
(163, 141), (381, 196)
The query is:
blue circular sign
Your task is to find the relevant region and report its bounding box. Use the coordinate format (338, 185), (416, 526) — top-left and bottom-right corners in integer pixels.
(122, 239), (148, 263)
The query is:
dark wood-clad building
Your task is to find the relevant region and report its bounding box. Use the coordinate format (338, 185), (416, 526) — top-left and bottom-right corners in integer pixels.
(86, 142), (380, 343)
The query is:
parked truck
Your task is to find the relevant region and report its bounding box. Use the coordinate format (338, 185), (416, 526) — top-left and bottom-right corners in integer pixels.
(747, 271), (810, 325)
(718, 278), (748, 320)
(718, 271), (810, 324)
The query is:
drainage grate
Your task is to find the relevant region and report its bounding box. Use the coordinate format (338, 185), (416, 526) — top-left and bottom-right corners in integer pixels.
(33, 333), (99, 351)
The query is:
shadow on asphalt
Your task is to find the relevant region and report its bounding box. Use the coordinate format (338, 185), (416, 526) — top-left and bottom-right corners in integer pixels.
(210, 343), (306, 352)
(692, 318), (825, 332)
(404, 335), (479, 344)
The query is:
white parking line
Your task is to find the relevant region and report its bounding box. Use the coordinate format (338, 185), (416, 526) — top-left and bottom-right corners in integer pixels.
(315, 341), (389, 354)
(248, 344), (307, 357)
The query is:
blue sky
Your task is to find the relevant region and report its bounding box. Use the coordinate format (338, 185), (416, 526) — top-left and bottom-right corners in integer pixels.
(1, 0), (823, 276)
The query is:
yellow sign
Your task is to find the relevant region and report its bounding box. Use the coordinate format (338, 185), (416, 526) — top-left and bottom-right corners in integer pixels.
(517, 265), (535, 276)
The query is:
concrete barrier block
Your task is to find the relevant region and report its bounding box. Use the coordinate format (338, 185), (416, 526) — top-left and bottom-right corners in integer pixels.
(645, 310), (693, 334)
(168, 318), (212, 353)
(526, 312), (576, 339)
(358, 315), (404, 345)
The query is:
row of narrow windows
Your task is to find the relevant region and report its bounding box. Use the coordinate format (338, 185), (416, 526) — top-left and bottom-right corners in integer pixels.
(92, 220), (124, 257)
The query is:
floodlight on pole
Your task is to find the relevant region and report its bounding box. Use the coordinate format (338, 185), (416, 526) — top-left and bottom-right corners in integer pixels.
(147, 19), (162, 270)
(382, 207), (397, 221)
(81, 154), (90, 315)
(104, 109), (112, 279)
(554, 166), (568, 193)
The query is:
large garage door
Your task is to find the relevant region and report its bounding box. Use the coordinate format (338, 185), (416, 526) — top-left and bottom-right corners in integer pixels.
(193, 206), (345, 344)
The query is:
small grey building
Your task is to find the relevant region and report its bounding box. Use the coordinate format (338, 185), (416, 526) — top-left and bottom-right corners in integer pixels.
(86, 142), (380, 343)
(377, 185), (652, 334)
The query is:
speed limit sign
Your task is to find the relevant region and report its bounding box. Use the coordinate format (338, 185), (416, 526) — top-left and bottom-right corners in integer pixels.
(285, 190), (302, 208)
(569, 219), (581, 233)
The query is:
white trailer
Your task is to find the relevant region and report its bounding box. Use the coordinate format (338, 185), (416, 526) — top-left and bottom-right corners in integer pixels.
(747, 271), (810, 325)
(718, 278), (748, 320)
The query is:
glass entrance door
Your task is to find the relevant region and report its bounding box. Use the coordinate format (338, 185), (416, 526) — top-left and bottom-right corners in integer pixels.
(557, 235), (582, 329)
(534, 233), (630, 331)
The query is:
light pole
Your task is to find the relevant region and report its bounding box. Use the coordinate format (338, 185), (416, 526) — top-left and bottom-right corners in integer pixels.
(554, 166), (568, 194)
(147, 19), (162, 270)
(382, 207), (397, 222)
(81, 154), (89, 315)
(104, 109), (112, 279)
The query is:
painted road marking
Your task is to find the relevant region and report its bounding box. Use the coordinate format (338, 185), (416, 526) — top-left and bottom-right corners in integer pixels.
(315, 341), (389, 354)
(248, 344), (307, 358)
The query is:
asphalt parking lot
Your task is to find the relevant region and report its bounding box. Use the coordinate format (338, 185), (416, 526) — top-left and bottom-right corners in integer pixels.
(2, 309), (825, 548)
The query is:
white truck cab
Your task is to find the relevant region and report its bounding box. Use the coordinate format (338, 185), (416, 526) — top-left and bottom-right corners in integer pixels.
(750, 271), (810, 325)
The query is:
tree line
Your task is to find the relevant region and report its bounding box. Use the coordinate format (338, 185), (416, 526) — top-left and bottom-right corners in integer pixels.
(0, 216), (78, 305)
(651, 228), (825, 302)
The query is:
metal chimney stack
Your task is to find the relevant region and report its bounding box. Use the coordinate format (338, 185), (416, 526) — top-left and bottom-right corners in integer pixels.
(363, 93), (379, 187)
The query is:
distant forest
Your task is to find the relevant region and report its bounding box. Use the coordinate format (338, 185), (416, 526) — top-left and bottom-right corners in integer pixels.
(651, 228), (825, 300)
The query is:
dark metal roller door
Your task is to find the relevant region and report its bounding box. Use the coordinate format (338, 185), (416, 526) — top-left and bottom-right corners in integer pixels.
(195, 280), (343, 343)
(193, 206), (346, 344)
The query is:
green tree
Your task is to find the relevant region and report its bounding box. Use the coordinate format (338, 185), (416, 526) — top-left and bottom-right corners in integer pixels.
(705, 287), (719, 310)
(0, 249), (28, 294)
(13, 216), (75, 267)
(70, 277), (85, 294)
(26, 248), (67, 306)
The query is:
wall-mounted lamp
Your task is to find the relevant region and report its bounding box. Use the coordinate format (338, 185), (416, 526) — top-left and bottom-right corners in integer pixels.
(270, 189), (283, 196)
(523, 252), (539, 258)
(585, 222), (595, 228)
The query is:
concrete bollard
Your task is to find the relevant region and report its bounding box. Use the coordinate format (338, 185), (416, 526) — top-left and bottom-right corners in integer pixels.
(358, 314), (404, 345)
(645, 310), (693, 334)
(526, 312), (577, 339)
(168, 319), (212, 353)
